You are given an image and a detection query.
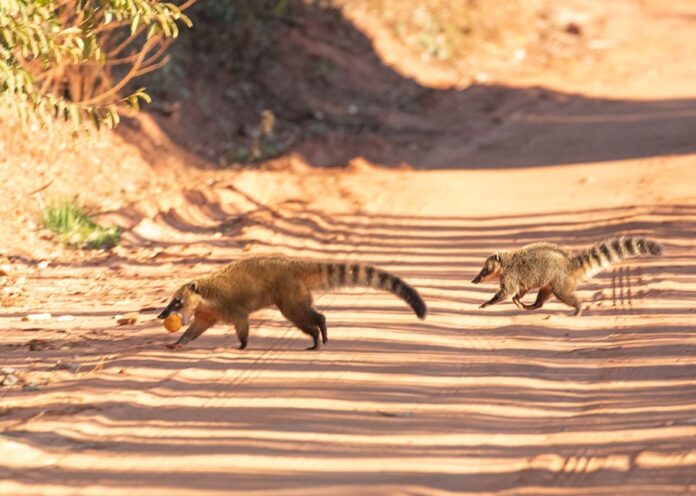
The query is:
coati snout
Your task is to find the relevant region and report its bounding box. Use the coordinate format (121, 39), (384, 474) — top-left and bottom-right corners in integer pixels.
(472, 254), (502, 284)
(158, 281), (200, 325)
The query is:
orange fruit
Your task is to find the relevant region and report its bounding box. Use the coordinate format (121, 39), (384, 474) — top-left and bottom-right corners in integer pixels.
(163, 313), (182, 333)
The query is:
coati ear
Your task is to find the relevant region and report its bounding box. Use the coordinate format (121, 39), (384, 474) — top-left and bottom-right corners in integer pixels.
(187, 281), (199, 293)
(494, 253), (501, 262)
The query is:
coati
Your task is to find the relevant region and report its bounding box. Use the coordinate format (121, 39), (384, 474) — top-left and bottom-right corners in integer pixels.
(472, 236), (662, 315)
(158, 256), (427, 350)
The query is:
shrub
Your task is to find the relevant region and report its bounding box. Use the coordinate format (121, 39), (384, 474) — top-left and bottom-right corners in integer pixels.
(42, 199), (120, 249)
(0, 0), (194, 131)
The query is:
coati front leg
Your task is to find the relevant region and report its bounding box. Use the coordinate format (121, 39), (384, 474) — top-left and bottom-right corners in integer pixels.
(170, 317), (217, 348)
(480, 287), (514, 309)
(234, 317), (250, 350)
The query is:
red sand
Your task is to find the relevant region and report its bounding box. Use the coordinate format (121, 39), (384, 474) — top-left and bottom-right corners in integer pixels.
(1, 0), (696, 494)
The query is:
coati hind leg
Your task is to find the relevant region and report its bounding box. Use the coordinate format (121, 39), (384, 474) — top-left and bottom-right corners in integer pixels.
(522, 287), (553, 311)
(551, 282), (582, 316)
(314, 310), (327, 345)
(279, 304), (327, 350)
(276, 285), (328, 350)
(512, 289), (528, 310)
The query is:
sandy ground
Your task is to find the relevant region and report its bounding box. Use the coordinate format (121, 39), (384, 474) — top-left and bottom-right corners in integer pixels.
(2, 1), (696, 494)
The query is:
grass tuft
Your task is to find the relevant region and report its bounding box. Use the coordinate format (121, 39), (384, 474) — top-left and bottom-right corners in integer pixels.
(42, 200), (120, 250)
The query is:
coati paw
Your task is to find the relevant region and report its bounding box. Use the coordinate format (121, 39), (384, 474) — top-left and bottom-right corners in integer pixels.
(238, 342), (248, 350)
(166, 343), (183, 350)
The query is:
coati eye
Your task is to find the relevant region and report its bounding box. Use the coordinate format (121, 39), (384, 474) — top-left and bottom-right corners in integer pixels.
(172, 298), (183, 310)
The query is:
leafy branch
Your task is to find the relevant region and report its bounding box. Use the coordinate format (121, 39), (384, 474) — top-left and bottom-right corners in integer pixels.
(0, 0), (195, 131)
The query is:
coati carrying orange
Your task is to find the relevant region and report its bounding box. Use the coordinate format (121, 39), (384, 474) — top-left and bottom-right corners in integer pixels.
(158, 256), (426, 350)
(472, 236), (662, 315)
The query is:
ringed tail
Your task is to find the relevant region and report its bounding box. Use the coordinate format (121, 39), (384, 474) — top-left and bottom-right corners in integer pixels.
(571, 236), (662, 280)
(302, 261), (427, 319)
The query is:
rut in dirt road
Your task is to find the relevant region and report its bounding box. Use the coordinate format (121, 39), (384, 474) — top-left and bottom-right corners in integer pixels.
(2, 189), (694, 495)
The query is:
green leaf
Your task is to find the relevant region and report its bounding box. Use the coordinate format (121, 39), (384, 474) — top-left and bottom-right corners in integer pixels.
(89, 109), (101, 130)
(60, 27), (82, 36)
(146, 23), (159, 39)
(136, 88), (152, 104)
(128, 94), (140, 112)
(68, 105), (81, 127)
(273, 0), (288, 18)
(1, 0), (194, 132)
(131, 14), (140, 35)
(180, 13), (193, 28)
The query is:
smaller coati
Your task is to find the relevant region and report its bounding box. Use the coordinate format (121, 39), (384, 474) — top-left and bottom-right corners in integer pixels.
(158, 256), (426, 350)
(472, 236), (662, 315)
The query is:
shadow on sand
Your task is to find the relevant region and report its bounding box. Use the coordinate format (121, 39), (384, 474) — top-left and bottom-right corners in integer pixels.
(3, 189), (695, 494)
(123, 0), (696, 170)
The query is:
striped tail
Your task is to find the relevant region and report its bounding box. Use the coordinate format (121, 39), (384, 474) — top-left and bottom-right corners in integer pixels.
(306, 261), (427, 319)
(571, 236), (662, 280)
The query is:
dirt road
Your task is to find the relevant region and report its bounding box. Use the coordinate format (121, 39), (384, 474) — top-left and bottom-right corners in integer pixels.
(2, 1), (696, 494)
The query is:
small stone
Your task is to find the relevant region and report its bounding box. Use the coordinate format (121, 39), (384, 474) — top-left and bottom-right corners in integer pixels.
(22, 383), (38, 392)
(0, 368), (19, 386)
(474, 72), (490, 83)
(565, 22), (582, 36)
(2, 376), (18, 387)
(513, 48), (527, 61)
(377, 411), (414, 418)
(28, 339), (50, 351)
(116, 312), (139, 326)
(1, 373), (19, 387)
(21, 313), (52, 321)
(52, 361), (80, 373)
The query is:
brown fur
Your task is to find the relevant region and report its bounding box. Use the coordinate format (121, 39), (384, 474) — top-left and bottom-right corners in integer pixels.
(471, 236), (662, 315)
(158, 256), (426, 350)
